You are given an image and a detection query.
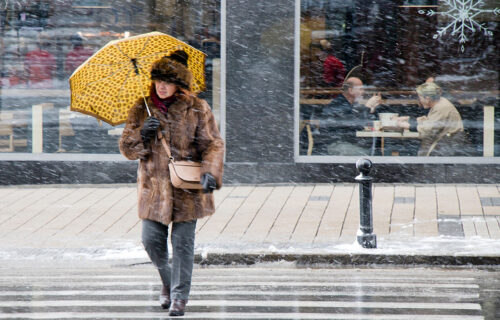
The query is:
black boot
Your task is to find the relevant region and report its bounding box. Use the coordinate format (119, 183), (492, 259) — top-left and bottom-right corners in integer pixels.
(159, 285), (170, 309)
(169, 299), (187, 316)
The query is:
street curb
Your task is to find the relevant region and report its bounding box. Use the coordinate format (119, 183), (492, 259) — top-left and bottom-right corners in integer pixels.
(3, 247), (499, 267)
(195, 252), (500, 267)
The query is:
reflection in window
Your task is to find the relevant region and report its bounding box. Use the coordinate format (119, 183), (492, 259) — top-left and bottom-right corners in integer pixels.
(0, 0), (221, 154)
(299, 0), (498, 157)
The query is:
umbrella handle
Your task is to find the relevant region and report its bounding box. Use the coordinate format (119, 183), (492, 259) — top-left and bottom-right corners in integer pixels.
(130, 65), (152, 116)
(143, 96), (152, 117)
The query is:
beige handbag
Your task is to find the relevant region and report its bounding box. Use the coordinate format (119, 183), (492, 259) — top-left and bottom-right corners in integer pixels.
(159, 132), (203, 189)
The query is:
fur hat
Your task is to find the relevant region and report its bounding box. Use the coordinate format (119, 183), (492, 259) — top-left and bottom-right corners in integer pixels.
(150, 50), (192, 90)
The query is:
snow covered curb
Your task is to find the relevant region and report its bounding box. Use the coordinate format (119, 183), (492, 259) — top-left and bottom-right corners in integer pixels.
(2, 236), (499, 267)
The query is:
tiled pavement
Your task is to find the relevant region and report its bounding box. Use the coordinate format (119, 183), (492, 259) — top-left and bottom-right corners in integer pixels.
(1, 183), (500, 259)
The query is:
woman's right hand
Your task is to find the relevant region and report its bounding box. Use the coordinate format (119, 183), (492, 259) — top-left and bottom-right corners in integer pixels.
(140, 116), (160, 143)
(396, 117), (410, 130)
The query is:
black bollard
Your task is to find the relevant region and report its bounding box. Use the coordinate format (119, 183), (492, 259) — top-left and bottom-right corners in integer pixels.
(355, 158), (377, 248)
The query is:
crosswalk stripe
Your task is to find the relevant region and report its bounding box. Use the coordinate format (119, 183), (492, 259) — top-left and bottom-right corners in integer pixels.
(0, 312), (485, 319)
(0, 280), (479, 288)
(192, 281), (479, 289)
(0, 274), (477, 282)
(0, 299), (482, 310)
(0, 289), (480, 299)
(0, 266), (487, 319)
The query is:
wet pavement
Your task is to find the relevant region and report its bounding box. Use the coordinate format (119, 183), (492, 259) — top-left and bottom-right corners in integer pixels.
(0, 262), (498, 319)
(0, 183), (499, 265)
(1, 183), (500, 318)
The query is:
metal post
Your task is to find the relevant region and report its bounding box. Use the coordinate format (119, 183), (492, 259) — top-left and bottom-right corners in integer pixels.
(355, 158), (377, 248)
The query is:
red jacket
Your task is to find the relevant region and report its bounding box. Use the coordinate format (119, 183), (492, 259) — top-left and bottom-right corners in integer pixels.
(323, 55), (345, 87)
(65, 46), (94, 75)
(24, 49), (56, 88)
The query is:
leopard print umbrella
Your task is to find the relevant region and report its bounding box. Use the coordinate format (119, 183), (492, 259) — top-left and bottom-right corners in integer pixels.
(69, 32), (206, 126)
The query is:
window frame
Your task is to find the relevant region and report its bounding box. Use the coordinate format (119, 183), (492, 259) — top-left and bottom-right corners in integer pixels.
(293, 0), (499, 164)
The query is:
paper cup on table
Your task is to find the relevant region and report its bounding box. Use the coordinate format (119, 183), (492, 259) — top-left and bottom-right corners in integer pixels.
(379, 113), (398, 127)
(373, 120), (381, 131)
(385, 120), (397, 127)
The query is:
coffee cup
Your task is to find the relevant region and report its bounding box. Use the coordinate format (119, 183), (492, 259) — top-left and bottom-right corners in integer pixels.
(379, 113), (398, 127)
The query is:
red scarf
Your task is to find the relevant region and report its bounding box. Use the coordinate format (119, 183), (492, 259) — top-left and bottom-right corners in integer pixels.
(150, 87), (177, 114)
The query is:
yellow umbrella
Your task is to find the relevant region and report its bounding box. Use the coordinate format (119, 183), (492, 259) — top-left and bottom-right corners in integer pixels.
(69, 31), (206, 126)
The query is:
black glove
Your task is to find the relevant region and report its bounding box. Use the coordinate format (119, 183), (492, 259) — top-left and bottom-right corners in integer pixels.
(140, 117), (160, 144)
(200, 173), (216, 194)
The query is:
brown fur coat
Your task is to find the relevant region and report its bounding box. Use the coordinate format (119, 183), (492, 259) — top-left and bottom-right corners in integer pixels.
(119, 93), (224, 225)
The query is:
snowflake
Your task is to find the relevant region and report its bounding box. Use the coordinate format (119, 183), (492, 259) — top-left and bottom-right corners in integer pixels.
(419, 0), (499, 52)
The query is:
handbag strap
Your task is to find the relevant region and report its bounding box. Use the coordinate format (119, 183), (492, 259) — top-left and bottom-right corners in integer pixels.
(157, 130), (174, 160)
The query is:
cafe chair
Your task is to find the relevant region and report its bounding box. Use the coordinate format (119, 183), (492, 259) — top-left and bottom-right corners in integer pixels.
(300, 120), (317, 156)
(58, 107), (75, 152)
(0, 111), (28, 152)
(0, 112), (14, 152)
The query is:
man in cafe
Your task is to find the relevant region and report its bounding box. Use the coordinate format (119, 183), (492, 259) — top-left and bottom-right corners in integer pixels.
(312, 77), (381, 155)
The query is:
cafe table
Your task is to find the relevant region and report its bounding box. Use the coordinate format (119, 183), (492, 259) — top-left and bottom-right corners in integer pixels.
(356, 130), (420, 156)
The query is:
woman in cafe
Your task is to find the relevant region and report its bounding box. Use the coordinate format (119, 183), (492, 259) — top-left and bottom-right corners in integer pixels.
(397, 82), (465, 156)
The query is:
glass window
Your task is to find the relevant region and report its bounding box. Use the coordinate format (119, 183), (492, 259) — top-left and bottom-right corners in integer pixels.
(299, 0), (499, 157)
(0, 0), (221, 154)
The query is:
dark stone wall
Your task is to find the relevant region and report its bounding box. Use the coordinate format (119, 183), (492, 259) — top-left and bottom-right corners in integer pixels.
(225, 0), (294, 163)
(223, 162), (500, 184)
(1, 157), (499, 185)
(0, 159), (137, 185)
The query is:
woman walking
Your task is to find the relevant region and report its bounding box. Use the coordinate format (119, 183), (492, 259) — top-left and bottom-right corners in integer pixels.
(119, 50), (224, 316)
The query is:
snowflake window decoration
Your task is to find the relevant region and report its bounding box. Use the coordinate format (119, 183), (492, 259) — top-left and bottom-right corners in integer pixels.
(418, 0), (499, 52)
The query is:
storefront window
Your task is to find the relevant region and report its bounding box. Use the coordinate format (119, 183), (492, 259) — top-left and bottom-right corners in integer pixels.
(0, 0), (220, 154)
(299, 0), (499, 157)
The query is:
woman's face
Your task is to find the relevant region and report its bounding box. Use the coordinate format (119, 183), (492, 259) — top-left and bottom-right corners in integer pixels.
(155, 81), (177, 99)
(418, 94), (432, 109)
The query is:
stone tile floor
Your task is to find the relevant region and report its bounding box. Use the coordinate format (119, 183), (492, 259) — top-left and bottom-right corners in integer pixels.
(0, 183), (499, 257)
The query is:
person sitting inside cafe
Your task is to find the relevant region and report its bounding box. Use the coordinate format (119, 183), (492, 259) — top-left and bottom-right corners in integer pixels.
(396, 82), (465, 156)
(320, 39), (345, 88)
(312, 77), (381, 155)
(65, 34), (94, 77)
(24, 35), (56, 88)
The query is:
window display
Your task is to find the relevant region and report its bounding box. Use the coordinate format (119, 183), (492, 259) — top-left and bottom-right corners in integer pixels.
(0, 0), (221, 154)
(299, 0), (499, 157)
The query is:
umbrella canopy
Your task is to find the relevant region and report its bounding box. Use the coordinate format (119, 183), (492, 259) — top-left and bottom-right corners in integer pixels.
(69, 32), (206, 126)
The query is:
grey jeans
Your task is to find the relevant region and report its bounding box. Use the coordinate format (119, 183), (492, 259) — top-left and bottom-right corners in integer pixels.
(142, 219), (197, 300)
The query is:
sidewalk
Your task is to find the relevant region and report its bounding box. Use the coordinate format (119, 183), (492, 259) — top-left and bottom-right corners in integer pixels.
(1, 183), (499, 265)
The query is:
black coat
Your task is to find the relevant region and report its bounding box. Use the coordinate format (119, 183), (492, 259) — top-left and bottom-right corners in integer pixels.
(313, 94), (376, 155)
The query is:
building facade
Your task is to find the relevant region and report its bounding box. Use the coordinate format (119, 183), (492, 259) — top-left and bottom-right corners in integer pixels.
(0, 0), (498, 184)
